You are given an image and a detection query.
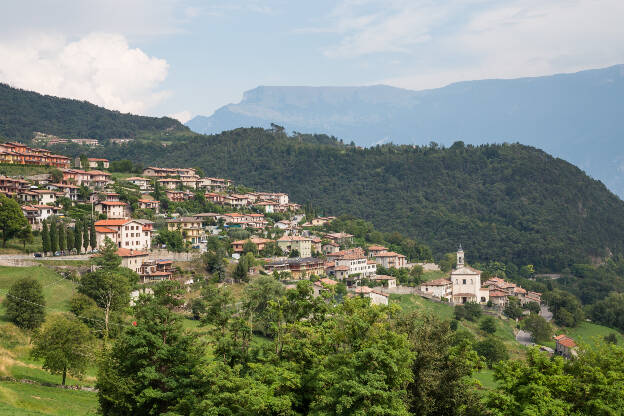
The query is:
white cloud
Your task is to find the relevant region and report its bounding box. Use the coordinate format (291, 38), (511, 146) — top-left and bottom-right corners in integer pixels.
(0, 33), (170, 114)
(318, 0), (624, 89)
(169, 110), (193, 123)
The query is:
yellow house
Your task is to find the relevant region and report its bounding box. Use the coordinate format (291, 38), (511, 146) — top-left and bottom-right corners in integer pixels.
(166, 217), (204, 245)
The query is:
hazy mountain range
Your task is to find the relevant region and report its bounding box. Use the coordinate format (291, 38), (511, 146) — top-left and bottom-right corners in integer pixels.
(187, 65), (624, 197)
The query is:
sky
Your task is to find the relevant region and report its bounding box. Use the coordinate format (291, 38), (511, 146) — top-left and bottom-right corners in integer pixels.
(0, 0), (623, 123)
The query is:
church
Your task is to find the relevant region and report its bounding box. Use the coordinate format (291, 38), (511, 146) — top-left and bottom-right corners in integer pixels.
(450, 246), (490, 304)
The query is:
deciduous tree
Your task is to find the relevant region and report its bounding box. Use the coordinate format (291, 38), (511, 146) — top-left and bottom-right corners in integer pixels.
(0, 194), (28, 247)
(4, 277), (45, 329)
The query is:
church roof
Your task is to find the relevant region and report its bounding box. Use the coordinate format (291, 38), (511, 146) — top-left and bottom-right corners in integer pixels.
(451, 265), (481, 275)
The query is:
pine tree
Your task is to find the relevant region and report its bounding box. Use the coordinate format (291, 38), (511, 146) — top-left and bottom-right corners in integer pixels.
(90, 221), (97, 250)
(41, 221), (50, 255)
(74, 222), (82, 254)
(58, 223), (65, 252)
(83, 220), (89, 252)
(66, 226), (74, 253)
(49, 220), (58, 253)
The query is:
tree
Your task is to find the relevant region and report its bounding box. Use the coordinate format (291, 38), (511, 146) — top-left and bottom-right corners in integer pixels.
(604, 333), (618, 344)
(80, 238), (131, 338)
(90, 221), (96, 250)
(31, 314), (94, 385)
(288, 248), (300, 258)
(233, 257), (249, 282)
(486, 345), (624, 415)
(521, 314), (553, 343)
(543, 289), (584, 327)
(58, 223), (65, 252)
(503, 296), (523, 320)
(243, 275), (285, 336)
(525, 301), (540, 314)
(74, 222), (82, 254)
(83, 220), (89, 252)
(49, 168), (63, 183)
(66, 226), (74, 252)
(97, 281), (203, 415)
(42, 220), (50, 255)
(474, 337), (508, 368)
(438, 252), (456, 272)
(242, 239), (258, 256)
(204, 248), (227, 281)
(17, 223), (33, 250)
(79, 154), (88, 169)
(4, 278), (45, 329)
(0, 194), (28, 247)
(397, 312), (484, 415)
(480, 316), (497, 334)
(49, 219), (58, 253)
(92, 238), (122, 270)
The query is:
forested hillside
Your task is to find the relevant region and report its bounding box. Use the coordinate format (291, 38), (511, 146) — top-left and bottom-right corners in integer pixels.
(0, 83), (188, 140)
(52, 128), (624, 270)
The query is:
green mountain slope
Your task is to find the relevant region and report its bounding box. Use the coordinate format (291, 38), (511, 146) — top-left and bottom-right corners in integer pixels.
(56, 128), (624, 270)
(0, 83), (188, 140)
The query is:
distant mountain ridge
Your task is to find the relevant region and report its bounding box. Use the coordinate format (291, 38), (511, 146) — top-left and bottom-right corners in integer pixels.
(0, 83), (189, 140)
(187, 65), (624, 196)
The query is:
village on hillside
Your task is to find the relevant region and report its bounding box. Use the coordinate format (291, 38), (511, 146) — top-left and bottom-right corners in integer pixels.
(0, 140), (576, 357)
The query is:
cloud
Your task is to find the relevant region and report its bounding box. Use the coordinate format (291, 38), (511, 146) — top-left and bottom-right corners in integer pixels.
(169, 110), (193, 123)
(317, 0), (624, 89)
(0, 33), (170, 114)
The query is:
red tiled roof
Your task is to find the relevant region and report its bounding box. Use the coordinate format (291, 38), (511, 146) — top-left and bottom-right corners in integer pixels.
(95, 226), (117, 233)
(554, 335), (577, 348)
(98, 201), (127, 206)
(95, 219), (130, 226)
(334, 265), (349, 271)
(489, 290), (508, 297)
(116, 248), (148, 257)
(368, 245), (388, 250)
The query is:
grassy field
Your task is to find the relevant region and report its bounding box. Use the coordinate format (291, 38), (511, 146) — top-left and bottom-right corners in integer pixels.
(559, 321), (624, 347)
(0, 266), (98, 415)
(0, 164), (52, 177)
(0, 382), (98, 416)
(0, 236), (43, 255)
(420, 270), (448, 282)
(0, 266), (76, 314)
(390, 293), (455, 320)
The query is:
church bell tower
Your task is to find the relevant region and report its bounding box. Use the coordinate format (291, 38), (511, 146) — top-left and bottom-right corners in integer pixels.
(457, 244), (464, 268)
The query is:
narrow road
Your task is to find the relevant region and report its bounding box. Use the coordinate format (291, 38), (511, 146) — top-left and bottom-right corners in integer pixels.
(540, 305), (553, 322)
(516, 329), (534, 346)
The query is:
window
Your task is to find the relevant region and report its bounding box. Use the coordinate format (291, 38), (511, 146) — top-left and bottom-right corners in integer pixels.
(462, 279), (466, 284)
(470, 279), (473, 284)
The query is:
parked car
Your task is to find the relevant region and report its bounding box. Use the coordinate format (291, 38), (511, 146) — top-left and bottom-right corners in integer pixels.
(33, 253), (42, 258)
(53, 251), (61, 257)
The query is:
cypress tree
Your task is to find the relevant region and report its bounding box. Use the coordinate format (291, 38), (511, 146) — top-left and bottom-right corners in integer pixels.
(83, 220), (89, 252)
(74, 223), (82, 254)
(66, 226), (74, 253)
(90, 221), (97, 251)
(49, 220), (58, 253)
(41, 221), (50, 255)
(58, 223), (65, 252)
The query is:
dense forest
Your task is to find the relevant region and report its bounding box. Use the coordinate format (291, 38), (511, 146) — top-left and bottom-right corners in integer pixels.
(0, 83), (188, 140)
(51, 127), (624, 270)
